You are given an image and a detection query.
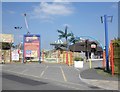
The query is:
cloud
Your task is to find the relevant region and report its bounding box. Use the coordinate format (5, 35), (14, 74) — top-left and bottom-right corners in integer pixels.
(53, 0), (70, 3)
(30, 2), (74, 21)
(7, 10), (15, 14)
(63, 23), (71, 28)
(111, 3), (118, 9)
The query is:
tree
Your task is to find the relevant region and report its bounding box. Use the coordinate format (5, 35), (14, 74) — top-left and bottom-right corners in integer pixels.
(57, 26), (72, 64)
(57, 26), (72, 47)
(1, 42), (15, 50)
(69, 32), (79, 44)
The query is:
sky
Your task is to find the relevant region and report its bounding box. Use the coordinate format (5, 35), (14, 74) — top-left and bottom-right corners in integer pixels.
(2, 2), (118, 50)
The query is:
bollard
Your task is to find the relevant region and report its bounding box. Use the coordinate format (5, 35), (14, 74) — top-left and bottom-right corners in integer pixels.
(89, 59), (92, 69)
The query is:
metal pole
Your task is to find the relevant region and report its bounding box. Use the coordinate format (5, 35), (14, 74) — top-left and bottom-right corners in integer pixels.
(10, 41), (12, 63)
(24, 13), (29, 34)
(104, 15), (109, 71)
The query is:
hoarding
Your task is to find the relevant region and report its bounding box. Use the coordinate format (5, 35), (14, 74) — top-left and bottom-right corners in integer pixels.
(0, 34), (14, 43)
(23, 34), (40, 62)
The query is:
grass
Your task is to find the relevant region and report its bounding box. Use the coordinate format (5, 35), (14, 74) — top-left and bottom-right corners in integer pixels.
(95, 67), (119, 77)
(95, 67), (112, 77)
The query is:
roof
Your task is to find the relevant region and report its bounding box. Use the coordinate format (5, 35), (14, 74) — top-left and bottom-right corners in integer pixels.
(50, 40), (103, 52)
(69, 41), (103, 52)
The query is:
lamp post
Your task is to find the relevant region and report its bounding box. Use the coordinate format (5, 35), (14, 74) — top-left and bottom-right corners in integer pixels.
(101, 15), (113, 71)
(14, 26), (22, 62)
(24, 13), (30, 34)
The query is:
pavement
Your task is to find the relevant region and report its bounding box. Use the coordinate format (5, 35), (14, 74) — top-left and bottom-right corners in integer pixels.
(1, 63), (100, 90)
(78, 60), (119, 90)
(1, 60), (120, 91)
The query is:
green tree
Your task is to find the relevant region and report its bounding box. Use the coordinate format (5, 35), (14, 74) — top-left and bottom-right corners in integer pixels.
(57, 26), (72, 48)
(69, 32), (79, 44)
(1, 42), (15, 50)
(57, 26), (72, 64)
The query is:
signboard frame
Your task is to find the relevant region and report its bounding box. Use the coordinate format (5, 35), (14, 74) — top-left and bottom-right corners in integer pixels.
(23, 34), (41, 63)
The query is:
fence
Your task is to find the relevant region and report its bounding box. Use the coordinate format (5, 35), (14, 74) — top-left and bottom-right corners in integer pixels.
(41, 50), (74, 65)
(103, 40), (120, 75)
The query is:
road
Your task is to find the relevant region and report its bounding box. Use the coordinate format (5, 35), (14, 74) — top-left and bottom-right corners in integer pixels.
(1, 61), (103, 90)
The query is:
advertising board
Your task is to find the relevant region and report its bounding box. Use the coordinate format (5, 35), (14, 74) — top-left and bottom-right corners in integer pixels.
(23, 34), (40, 62)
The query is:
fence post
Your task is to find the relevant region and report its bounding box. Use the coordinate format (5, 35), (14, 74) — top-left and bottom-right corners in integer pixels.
(66, 51), (68, 65)
(103, 51), (106, 69)
(42, 49), (44, 62)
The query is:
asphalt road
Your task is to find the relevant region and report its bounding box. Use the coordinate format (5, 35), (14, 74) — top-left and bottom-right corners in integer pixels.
(1, 62), (103, 90)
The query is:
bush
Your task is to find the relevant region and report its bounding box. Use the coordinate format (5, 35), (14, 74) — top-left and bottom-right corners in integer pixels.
(74, 57), (84, 61)
(113, 38), (120, 74)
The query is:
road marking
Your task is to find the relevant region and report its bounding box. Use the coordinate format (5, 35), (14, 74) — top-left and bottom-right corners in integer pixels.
(40, 66), (48, 77)
(3, 69), (89, 89)
(20, 69), (28, 74)
(79, 73), (83, 81)
(60, 66), (67, 82)
(8, 66), (20, 71)
(74, 68), (80, 71)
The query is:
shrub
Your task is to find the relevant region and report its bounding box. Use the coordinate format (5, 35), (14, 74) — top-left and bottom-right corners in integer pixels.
(74, 57), (84, 61)
(113, 38), (120, 74)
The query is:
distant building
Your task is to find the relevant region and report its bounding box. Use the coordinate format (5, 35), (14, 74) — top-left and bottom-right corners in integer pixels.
(0, 34), (14, 63)
(69, 40), (103, 59)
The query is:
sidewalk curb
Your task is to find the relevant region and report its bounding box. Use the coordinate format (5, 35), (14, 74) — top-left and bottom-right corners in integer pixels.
(79, 72), (118, 90)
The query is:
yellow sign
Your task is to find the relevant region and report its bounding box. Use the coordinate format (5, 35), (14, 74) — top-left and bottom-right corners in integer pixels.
(0, 34), (14, 43)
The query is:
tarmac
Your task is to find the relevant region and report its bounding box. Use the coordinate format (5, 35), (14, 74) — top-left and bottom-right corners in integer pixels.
(79, 60), (119, 91)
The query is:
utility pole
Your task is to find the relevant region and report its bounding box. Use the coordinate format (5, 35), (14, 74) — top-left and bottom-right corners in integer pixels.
(85, 39), (88, 62)
(101, 15), (113, 71)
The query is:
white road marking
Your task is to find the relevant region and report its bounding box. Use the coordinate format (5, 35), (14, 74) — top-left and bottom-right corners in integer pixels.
(7, 66), (20, 71)
(60, 66), (67, 82)
(3, 69), (89, 89)
(20, 69), (28, 74)
(40, 66), (48, 77)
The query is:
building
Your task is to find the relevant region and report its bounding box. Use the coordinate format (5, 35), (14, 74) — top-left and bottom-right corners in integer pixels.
(0, 34), (14, 63)
(69, 40), (103, 59)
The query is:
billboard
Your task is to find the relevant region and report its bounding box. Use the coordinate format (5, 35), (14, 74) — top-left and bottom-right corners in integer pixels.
(23, 34), (40, 62)
(0, 34), (14, 43)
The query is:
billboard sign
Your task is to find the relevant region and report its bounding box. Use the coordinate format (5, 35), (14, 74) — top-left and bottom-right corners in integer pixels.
(23, 34), (40, 62)
(0, 34), (14, 43)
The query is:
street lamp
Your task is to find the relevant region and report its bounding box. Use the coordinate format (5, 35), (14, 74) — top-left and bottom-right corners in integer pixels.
(24, 13), (30, 34)
(14, 26), (22, 62)
(101, 15), (113, 71)
(14, 26), (22, 46)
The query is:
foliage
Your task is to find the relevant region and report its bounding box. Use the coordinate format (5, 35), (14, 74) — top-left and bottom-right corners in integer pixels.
(1, 42), (15, 50)
(57, 26), (72, 44)
(112, 38), (120, 74)
(68, 32), (80, 44)
(74, 57), (84, 61)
